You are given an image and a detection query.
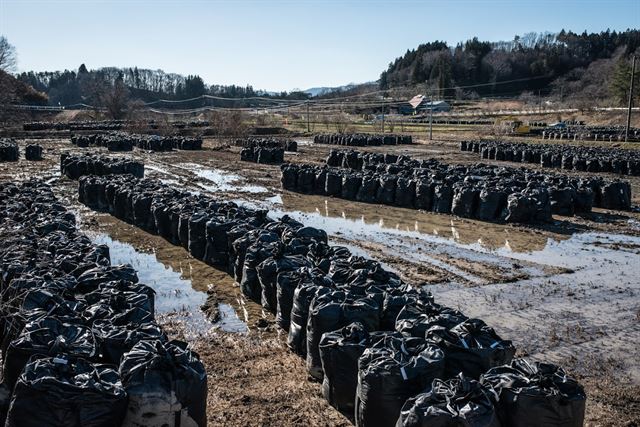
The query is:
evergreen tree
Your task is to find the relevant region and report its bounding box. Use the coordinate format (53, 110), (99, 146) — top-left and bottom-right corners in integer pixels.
(610, 57), (639, 106)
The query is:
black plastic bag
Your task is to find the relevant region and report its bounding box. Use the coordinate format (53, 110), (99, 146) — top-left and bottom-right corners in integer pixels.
(5, 356), (128, 427)
(395, 302), (468, 337)
(93, 319), (167, 364)
(257, 254), (310, 313)
(4, 316), (98, 390)
(287, 276), (333, 356)
(426, 318), (515, 379)
(119, 339), (207, 427)
(319, 322), (392, 414)
(355, 335), (445, 427)
(276, 267), (313, 331)
(381, 285), (434, 330)
(481, 358), (586, 427)
(397, 374), (501, 427)
(307, 290), (380, 380)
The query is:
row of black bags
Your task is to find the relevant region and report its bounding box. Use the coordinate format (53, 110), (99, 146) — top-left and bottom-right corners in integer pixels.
(235, 137), (298, 152)
(240, 146), (285, 164)
(24, 120), (127, 132)
(77, 173), (586, 426)
(328, 149), (632, 212)
(540, 124), (640, 141)
(0, 180), (207, 427)
(279, 149), (631, 219)
(320, 321), (585, 427)
(71, 131), (203, 152)
(314, 133), (413, 146)
(1, 139), (43, 161)
(60, 153), (144, 180)
(461, 140), (640, 176)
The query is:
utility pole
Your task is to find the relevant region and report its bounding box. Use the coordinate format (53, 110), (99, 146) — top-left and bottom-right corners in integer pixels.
(538, 90), (542, 113)
(626, 55), (636, 142)
(381, 100), (385, 133)
(429, 92), (433, 140)
(306, 101), (310, 133)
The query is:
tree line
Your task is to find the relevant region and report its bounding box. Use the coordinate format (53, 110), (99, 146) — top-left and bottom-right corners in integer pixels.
(16, 65), (311, 109)
(379, 29), (640, 104)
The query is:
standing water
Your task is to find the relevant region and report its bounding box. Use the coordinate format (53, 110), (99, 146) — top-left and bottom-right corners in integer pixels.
(88, 232), (248, 335)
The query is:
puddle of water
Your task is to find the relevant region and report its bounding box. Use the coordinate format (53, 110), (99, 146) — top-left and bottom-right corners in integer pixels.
(498, 231), (640, 271)
(178, 162), (268, 194)
(160, 178), (179, 186)
(260, 192), (567, 254)
(87, 231), (247, 334)
(265, 194), (283, 205)
(217, 303), (248, 333)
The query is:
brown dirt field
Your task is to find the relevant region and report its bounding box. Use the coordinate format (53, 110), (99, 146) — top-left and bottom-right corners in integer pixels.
(1, 134), (639, 426)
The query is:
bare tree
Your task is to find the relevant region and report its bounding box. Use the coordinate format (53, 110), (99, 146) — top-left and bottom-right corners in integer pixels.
(333, 113), (352, 134)
(225, 110), (249, 138)
(387, 118), (395, 133)
(0, 36), (17, 73)
(208, 110), (249, 138)
(321, 113), (330, 130)
(101, 79), (129, 120)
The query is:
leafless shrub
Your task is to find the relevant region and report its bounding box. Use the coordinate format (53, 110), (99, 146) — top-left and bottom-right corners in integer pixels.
(0, 36), (17, 73)
(333, 113), (353, 134)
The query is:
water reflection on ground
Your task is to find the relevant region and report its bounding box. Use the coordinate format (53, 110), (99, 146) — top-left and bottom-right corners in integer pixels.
(87, 231), (248, 334)
(178, 163), (268, 193)
(272, 192), (568, 254)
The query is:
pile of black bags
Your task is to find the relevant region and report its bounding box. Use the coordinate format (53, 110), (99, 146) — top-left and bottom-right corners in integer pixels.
(24, 120), (210, 132)
(314, 133), (412, 146)
(462, 140), (640, 176)
(0, 139), (19, 162)
(540, 125), (640, 142)
(71, 132), (203, 152)
(0, 180), (207, 427)
(23, 120), (126, 132)
(24, 144), (43, 161)
(240, 146), (285, 164)
(235, 137), (298, 152)
(60, 154), (144, 180)
(77, 174), (585, 426)
(280, 149), (632, 222)
(71, 133), (133, 151)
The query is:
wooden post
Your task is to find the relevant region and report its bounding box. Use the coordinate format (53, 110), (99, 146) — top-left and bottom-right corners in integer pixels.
(626, 55), (636, 142)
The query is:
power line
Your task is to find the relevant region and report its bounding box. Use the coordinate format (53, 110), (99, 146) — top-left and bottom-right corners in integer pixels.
(80, 74), (557, 108)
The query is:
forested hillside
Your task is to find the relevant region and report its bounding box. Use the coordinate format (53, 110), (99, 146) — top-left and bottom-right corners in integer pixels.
(379, 29), (640, 104)
(17, 65), (310, 108)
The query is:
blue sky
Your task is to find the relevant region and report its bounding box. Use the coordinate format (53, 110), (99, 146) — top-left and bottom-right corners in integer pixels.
(1, 0), (638, 91)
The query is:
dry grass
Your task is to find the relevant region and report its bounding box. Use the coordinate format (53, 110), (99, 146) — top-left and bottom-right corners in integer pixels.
(190, 332), (350, 427)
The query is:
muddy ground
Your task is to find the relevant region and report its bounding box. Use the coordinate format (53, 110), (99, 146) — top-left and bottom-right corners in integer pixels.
(1, 136), (639, 426)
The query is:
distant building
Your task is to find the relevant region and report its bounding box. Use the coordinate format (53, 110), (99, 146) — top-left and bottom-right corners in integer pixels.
(400, 95), (450, 115)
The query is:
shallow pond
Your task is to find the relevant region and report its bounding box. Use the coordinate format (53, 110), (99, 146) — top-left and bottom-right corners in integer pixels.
(87, 231), (248, 335)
